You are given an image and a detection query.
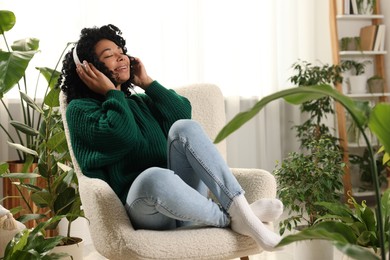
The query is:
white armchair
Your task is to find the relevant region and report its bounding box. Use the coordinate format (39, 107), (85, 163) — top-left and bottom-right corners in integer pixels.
(60, 83), (277, 260)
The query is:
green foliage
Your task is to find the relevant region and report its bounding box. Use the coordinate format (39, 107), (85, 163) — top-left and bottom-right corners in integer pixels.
(3, 216), (67, 260)
(0, 9), (83, 244)
(276, 137), (345, 234)
(273, 60), (346, 234)
(277, 189), (390, 260)
(342, 59), (371, 76)
(214, 83), (390, 259)
(349, 148), (387, 191)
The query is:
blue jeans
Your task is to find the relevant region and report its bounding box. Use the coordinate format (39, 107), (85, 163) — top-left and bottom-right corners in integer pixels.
(125, 119), (244, 230)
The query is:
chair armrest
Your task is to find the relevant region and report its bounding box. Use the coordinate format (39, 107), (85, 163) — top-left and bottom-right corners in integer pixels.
(231, 168), (277, 204)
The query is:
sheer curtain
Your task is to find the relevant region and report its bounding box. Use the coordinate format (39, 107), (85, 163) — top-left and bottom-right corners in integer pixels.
(0, 0), (333, 172)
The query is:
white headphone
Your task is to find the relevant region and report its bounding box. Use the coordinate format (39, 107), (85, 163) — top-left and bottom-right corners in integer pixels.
(72, 44), (82, 66)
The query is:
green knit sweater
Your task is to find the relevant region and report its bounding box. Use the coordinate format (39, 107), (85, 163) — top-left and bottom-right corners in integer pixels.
(66, 81), (192, 204)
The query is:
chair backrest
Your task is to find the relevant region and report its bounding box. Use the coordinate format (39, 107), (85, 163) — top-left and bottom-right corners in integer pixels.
(174, 83), (227, 160)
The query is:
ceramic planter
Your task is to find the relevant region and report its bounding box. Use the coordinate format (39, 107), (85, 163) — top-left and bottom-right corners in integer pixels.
(50, 238), (84, 260)
(348, 75), (367, 94)
(367, 78), (384, 93)
(295, 239), (334, 260)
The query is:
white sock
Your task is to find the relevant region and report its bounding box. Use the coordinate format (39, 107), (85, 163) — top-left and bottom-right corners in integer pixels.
(228, 194), (282, 251)
(250, 198), (284, 222)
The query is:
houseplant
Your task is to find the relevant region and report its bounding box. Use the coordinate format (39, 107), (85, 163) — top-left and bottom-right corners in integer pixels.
(367, 75), (385, 93)
(0, 9), (84, 258)
(214, 84), (390, 260)
(342, 59), (371, 94)
(276, 60), (345, 235)
(0, 9), (41, 162)
(2, 216), (67, 260)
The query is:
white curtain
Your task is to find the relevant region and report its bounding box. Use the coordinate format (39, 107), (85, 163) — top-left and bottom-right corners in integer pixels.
(0, 0), (333, 172)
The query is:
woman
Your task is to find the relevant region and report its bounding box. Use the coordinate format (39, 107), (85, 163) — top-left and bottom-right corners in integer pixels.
(58, 24), (283, 251)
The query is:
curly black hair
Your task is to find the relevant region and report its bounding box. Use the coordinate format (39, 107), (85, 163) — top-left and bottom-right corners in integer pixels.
(57, 24), (137, 103)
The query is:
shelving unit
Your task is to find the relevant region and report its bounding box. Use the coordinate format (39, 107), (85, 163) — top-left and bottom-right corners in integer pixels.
(329, 0), (389, 198)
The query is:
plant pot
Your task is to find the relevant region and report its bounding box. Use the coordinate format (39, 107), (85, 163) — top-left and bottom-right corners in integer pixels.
(348, 75), (367, 94)
(367, 78), (384, 93)
(50, 237), (84, 260)
(295, 239), (334, 260)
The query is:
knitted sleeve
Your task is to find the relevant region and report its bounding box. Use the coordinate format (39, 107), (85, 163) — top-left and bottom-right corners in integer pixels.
(144, 81), (192, 132)
(66, 90), (143, 169)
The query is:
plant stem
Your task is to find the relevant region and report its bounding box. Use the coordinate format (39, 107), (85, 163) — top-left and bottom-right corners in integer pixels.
(357, 119), (385, 259)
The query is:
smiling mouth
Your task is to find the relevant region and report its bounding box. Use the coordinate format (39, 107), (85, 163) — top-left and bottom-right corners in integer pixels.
(115, 65), (128, 72)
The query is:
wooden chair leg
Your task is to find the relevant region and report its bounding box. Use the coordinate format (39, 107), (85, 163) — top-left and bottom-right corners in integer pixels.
(240, 256), (249, 260)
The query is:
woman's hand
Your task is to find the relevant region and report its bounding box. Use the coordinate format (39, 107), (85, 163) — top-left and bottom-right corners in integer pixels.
(76, 61), (116, 95)
(130, 57), (154, 90)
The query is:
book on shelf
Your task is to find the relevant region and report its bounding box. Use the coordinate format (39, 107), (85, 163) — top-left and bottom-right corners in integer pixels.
(360, 25), (378, 51)
(373, 24), (386, 51)
(351, 0), (358, 14)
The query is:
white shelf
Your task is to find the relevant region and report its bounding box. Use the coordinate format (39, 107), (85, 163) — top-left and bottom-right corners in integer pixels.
(340, 50), (387, 56)
(336, 14), (384, 20)
(346, 92), (390, 98)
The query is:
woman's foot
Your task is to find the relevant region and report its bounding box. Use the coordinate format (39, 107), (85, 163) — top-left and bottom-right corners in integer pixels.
(228, 194), (282, 251)
(250, 198), (283, 222)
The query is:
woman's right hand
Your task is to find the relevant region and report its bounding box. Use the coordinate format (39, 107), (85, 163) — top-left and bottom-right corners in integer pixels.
(76, 61), (117, 95)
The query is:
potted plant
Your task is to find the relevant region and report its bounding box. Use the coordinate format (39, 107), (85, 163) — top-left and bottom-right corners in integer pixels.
(2, 216), (68, 260)
(342, 59), (371, 94)
(0, 9), (84, 259)
(214, 84), (390, 260)
(357, 0), (376, 15)
(277, 188), (390, 260)
(274, 60), (346, 259)
(367, 75), (385, 94)
(277, 60), (345, 234)
(349, 148), (387, 193)
(340, 37), (361, 51)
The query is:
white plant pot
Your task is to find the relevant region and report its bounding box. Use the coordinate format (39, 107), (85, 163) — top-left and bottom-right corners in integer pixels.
(348, 75), (367, 94)
(50, 238), (84, 260)
(295, 239), (334, 260)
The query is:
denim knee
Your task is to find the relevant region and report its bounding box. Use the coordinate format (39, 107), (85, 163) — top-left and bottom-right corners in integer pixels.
(170, 119), (203, 138)
(130, 167), (174, 195)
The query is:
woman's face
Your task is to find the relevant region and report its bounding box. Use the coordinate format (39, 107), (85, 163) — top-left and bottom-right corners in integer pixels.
(94, 39), (130, 84)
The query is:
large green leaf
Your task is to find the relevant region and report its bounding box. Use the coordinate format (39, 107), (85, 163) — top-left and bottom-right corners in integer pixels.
(11, 37), (39, 52)
(36, 67), (60, 91)
(10, 121), (39, 136)
(44, 87), (61, 107)
(369, 103), (390, 155)
(334, 242), (380, 260)
(7, 142), (38, 157)
(0, 50), (37, 96)
(277, 221), (357, 247)
(0, 10), (16, 34)
(214, 84), (366, 143)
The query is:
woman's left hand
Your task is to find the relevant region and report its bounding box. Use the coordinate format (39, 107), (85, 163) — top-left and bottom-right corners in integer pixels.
(130, 57), (154, 90)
